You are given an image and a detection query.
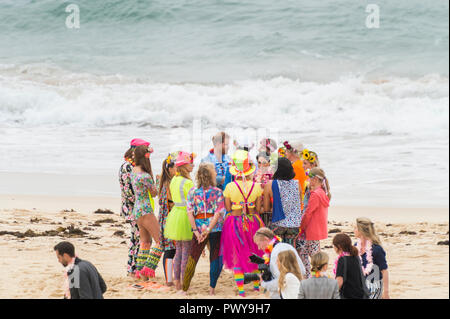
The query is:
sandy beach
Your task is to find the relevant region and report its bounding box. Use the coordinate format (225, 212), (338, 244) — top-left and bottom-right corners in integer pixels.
(0, 194), (448, 299)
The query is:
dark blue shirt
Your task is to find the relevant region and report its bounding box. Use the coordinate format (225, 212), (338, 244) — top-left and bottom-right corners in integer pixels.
(359, 244), (388, 280)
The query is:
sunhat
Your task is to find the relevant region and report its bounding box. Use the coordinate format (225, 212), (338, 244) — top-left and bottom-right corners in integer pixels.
(229, 150), (256, 176)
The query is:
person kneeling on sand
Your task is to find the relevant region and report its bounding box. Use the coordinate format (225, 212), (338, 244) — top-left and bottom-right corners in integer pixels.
(253, 227), (306, 299)
(54, 241), (107, 299)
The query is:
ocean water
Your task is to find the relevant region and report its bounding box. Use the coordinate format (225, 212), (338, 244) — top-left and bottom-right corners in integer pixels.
(0, 0), (448, 207)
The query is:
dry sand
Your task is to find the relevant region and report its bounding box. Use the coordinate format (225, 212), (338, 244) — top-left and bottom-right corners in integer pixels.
(0, 194), (448, 299)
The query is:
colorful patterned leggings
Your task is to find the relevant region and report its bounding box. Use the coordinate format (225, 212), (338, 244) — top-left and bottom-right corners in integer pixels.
(296, 239), (320, 279)
(233, 267), (260, 297)
(127, 220), (140, 274)
(182, 231), (223, 291)
(173, 240), (192, 283)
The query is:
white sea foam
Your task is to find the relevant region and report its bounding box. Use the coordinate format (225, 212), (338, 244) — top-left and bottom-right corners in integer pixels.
(0, 66), (448, 139)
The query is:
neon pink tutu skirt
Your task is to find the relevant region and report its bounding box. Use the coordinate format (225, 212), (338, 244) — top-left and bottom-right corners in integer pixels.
(220, 214), (265, 273)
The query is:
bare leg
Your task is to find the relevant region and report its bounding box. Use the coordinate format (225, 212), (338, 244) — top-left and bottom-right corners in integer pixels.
(138, 214), (160, 246)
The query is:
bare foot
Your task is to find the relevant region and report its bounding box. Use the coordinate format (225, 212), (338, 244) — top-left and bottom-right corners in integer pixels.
(166, 282), (174, 287)
(174, 280), (181, 291)
(209, 288), (215, 296)
(177, 290), (187, 296)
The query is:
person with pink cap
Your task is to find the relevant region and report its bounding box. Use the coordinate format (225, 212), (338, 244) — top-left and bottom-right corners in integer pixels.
(118, 138), (150, 276)
(220, 150), (265, 297)
(164, 151), (196, 291)
(130, 143), (163, 280)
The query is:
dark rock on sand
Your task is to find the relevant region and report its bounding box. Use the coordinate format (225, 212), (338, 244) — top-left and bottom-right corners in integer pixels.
(64, 224), (88, 237)
(328, 228), (341, 234)
(95, 218), (115, 224)
(399, 231), (417, 235)
(437, 240), (449, 246)
(93, 209), (114, 215)
(113, 230), (125, 237)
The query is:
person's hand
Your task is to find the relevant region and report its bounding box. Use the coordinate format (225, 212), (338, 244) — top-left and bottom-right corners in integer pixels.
(199, 229), (209, 242)
(193, 230), (202, 243)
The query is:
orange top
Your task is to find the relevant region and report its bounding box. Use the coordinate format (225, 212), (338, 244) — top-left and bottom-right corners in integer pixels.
(292, 159), (307, 197)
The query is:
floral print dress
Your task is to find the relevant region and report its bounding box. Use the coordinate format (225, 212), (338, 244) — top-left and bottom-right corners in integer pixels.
(130, 171), (156, 220)
(118, 161), (140, 274)
(119, 161), (135, 220)
(159, 184), (176, 251)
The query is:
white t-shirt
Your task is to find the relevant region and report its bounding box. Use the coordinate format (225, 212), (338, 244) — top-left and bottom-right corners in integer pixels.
(281, 273), (301, 299)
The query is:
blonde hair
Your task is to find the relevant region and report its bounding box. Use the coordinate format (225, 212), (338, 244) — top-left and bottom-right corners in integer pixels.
(177, 164), (192, 180)
(196, 163), (216, 189)
(311, 251), (329, 272)
(253, 227), (274, 242)
(309, 167), (331, 200)
(309, 151), (320, 168)
(356, 217), (381, 246)
(278, 250), (303, 293)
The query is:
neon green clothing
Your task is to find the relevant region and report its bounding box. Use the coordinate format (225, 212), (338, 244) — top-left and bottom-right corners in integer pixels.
(164, 175), (195, 241)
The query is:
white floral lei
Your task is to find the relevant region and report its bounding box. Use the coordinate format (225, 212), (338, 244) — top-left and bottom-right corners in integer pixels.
(356, 239), (373, 276)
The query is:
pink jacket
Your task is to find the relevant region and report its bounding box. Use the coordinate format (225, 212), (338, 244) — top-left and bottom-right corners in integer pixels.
(300, 187), (329, 241)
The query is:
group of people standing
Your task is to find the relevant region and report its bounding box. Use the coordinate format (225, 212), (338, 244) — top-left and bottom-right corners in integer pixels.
(118, 132), (390, 299)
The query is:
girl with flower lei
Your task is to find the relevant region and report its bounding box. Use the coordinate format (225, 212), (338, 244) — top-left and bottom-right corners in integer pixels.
(354, 218), (390, 299)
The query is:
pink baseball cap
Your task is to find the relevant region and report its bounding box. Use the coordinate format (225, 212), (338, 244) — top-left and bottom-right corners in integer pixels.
(175, 151), (196, 167)
(130, 138), (150, 147)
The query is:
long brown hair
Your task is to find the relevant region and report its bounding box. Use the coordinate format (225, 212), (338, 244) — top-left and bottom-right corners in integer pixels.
(196, 163), (216, 189)
(278, 250), (303, 293)
(124, 147), (133, 160)
(159, 156), (176, 196)
(332, 233), (359, 257)
(356, 217), (382, 246)
(133, 145), (154, 179)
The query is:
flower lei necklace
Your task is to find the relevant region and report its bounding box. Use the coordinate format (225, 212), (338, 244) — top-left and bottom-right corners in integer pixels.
(311, 271), (329, 278)
(333, 252), (350, 277)
(356, 239), (374, 276)
(263, 235), (282, 264)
